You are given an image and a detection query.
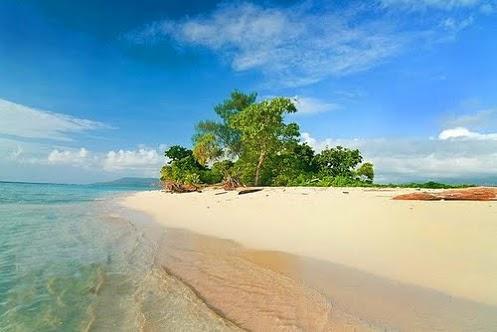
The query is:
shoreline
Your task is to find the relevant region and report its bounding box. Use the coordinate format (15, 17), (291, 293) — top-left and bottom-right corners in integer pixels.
(120, 187), (497, 329)
(152, 227), (497, 331)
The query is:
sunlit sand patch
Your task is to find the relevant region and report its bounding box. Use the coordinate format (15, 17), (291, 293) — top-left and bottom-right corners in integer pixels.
(156, 229), (381, 331)
(149, 228), (497, 331)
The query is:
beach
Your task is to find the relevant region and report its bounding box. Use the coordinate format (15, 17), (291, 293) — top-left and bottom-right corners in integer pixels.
(121, 187), (497, 330)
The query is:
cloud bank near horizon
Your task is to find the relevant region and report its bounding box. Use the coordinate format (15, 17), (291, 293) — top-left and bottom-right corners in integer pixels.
(302, 124), (497, 183)
(2, 98), (497, 184)
(0, 99), (165, 182)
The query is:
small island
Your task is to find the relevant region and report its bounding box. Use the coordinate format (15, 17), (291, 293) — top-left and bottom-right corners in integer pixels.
(121, 91), (497, 331)
(159, 90), (477, 194)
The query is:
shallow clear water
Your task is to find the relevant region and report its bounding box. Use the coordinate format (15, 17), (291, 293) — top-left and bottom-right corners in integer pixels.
(0, 182), (234, 331)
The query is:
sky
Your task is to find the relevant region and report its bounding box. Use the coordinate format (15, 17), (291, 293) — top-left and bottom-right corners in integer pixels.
(1, 0), (497, 184)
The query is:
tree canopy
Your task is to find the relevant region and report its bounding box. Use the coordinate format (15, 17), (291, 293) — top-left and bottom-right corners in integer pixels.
(160, 90), (375, 188)
(314, 146), (363, 178)
(193, 90), (256, 161)
(230, 97), (299, 185)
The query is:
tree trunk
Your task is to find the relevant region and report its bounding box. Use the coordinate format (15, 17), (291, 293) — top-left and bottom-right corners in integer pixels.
(254, 151), (266, 186)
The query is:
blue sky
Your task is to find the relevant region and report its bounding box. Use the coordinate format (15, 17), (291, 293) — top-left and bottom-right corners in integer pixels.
(1, 0), (497, 183)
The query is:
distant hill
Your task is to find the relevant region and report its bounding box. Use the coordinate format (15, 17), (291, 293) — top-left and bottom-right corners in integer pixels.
(90, 177), (160, 189)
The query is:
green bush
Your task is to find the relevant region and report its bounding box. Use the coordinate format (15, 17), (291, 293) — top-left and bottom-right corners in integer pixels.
(199, 169), (223, 184)
(161, 147), (205, 185)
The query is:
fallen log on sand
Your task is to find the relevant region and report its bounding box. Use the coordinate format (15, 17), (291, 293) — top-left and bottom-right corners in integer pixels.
(238, 188), (263, 195)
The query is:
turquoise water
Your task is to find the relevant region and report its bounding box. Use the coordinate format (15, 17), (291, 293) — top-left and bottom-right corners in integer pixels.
(0, 182), (153, 331)
(0, 182), (235, 331)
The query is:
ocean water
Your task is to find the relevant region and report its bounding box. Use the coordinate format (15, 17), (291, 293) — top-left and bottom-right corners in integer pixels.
(0, 182), (234, 331)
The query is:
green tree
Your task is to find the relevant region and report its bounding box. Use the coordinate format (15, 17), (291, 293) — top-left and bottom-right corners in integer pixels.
(268, 142), (317, 186)
(161, 146), (204, 185)
(193, 90), (256, 162)
(231, 97), (299, 186)
(159, 92), (377, 189)
(357, 162), (374, 183)
(164, 145), (192, 162)
(314, 146), (363, 178)
(211, 160), (234, 178)
(192, 133), (223, 165)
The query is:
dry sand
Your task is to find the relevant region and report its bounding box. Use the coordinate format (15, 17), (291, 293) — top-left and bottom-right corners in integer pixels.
(120, 187), (497, 330)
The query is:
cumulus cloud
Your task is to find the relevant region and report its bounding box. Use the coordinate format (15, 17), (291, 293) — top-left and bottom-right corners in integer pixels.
(302, 131), (497, 183)
(0, 98), (110, 141)
(48, 148), (91, 166)
(438, 127), (474, 139)
(438, 127), (497, 140)
(42, 147), (165, 176)
(103, 148), (163, 172)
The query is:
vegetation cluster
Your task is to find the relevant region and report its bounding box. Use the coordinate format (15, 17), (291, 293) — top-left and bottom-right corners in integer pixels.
(160, 91), (375, 189)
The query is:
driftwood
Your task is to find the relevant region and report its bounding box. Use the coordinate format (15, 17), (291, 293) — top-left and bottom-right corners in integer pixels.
(393, 192), (442, 201)
(162, 181), (200, 193)
(238, 188), (263, 195)
(393, 187), (497, 201)
(222, 176), (243, 191)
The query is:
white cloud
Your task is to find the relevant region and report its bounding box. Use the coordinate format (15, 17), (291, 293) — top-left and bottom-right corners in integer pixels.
(41, 147), (165, 176)
(262, 96), (340, 115)
(444, 108), (497, 129)
(129, 2), (405, 87)
(0, 98), (109, 141)
(302, 131), (497, 183)
(127, 1), (493, 87)
(440, 16), (474, 32)
(380, 0), (483, 10)
(438, 127), (497, 140)
(292, 97), (340, 115)
(103, 148), (163, 172)
(48, 148), (92, 166)
(0, 138), (52, 165)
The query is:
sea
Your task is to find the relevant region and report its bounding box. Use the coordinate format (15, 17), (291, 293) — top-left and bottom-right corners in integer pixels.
(4, 182), (497, 331)
(0, 181), (234, 331)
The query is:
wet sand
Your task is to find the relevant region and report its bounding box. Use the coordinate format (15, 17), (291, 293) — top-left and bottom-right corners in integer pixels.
(155, 228), (376, 331)
(152, 228), (497, 331)
(121, 187), (497, 330)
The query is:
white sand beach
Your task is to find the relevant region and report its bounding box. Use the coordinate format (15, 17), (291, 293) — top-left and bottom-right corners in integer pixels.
(121, 187), (497, 330)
